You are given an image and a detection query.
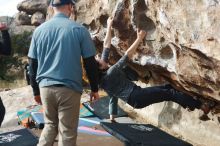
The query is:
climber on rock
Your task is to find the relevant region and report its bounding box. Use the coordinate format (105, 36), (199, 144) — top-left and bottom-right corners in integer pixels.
(94, 17), (211, 122)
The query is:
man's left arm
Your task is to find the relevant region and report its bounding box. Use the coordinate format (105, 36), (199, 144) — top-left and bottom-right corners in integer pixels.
(83, 56), (99, 101)
(80, 27), (100, 101)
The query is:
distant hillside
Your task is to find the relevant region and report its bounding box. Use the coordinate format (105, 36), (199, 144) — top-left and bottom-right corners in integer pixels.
(0, 16), (14, 25)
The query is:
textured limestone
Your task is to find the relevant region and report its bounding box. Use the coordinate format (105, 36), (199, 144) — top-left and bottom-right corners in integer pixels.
(14, 0), (48, 29)
(75, 2), (220, 145)
(31, 12), (45, 26)
(75, 0), (220, 108)
(14, 12), (31, 25)
(9, 0), (219, 145)
(17, 0), (48, 15)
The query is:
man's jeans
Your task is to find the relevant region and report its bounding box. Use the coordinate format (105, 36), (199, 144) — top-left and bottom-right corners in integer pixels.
(109, 84), (202, 115)
(127, 84), (201, 110)
(38, 86), (81, 146)
(0, 97), (5, 127)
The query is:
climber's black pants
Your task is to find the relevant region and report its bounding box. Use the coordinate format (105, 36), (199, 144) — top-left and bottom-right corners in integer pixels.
(127, 84), (202, 110)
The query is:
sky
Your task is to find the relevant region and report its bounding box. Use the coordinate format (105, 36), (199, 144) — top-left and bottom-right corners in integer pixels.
(0, 0), (23, 17)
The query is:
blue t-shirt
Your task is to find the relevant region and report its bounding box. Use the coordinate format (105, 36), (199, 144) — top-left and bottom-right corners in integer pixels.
(28, 13), (96, 93)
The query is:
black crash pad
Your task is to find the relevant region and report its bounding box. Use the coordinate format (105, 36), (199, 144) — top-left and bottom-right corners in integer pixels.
(83, 96), (127, 119)
(100, 122), (193, 146)
(0, 128), (38, 146)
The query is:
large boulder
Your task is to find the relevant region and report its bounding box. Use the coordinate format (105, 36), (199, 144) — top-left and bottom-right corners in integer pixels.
(17, 0), (48, 15)
(14, 12), (31, 25)
(75, 0), (220, 105)
(31, 12), (45, 26)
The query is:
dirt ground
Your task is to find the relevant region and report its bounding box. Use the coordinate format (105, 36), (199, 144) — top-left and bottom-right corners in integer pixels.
(0, 86), (203, 146)
(0, 86), (124, 146)
(32, 126), (123, 146)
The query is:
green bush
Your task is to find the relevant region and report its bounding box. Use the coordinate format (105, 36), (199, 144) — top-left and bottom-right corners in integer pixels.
(11, 31), (33, 55)
(0, 56), (23, 80)
(0, 31), (33, 85)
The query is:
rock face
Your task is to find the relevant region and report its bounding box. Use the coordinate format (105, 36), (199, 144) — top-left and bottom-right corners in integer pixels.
(17, 0), (48, 15)
(16, 0), (49, 26)
(14, 0), (220, 109)
(31, 12), (45, 26)
(75, 0), (220, 106)
(15, 12), (31, 25)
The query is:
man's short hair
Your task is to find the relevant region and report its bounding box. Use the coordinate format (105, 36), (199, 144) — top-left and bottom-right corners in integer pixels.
(51, 0), (76, 7)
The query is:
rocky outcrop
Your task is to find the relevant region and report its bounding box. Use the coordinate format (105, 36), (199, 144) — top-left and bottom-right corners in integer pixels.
(17, 0), (48, 15)
(15, 12), (31, 25)
(13, 0), (220, 109)
(2, 0), (218, 145)
(15, 0), (48, 26)
(31, 12), (45, 26)
(75, 0), (220, 108)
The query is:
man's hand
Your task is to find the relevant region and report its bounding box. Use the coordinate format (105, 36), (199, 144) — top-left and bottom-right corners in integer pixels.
(34, 95), (42, 105)
(125, 29), (147, 58)
(95, 56), (109, 70)
(90, 91), (99, 102)
(137, 29), (147, 40)
(107, 17), (114, 28)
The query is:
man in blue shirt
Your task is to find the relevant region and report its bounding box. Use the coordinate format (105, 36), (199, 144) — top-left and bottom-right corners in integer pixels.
(28, 0), (99, 145)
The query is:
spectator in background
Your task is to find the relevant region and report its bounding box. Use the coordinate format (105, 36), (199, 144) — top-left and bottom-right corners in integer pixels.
(0, 23), (11, 55)
(28, 0), (99, 146)
(0, 22), (12, 127)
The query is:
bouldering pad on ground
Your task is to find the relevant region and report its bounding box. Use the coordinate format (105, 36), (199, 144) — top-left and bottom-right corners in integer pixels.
(83, 96), (127, 119)
(80, 103), (94, 118)
(101, 122), (193, 146)
(0, 128), (38, 146)
(17, 105), (43, 128)
(31, 128), (124, 146)
(79, 117), (101, 127)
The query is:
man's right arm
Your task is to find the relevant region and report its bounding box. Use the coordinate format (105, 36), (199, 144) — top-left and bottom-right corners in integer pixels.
(110, 30), (146, 71)
(28, 58), (41, 104)
(125, 30), (146, 58)
(28, 58), (40, 96)
(101, 17), (114, 63)
(103, 17), (113, 49)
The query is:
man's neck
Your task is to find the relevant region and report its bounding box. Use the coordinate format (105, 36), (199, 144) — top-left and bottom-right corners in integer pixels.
(54, 10), (69, 17)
